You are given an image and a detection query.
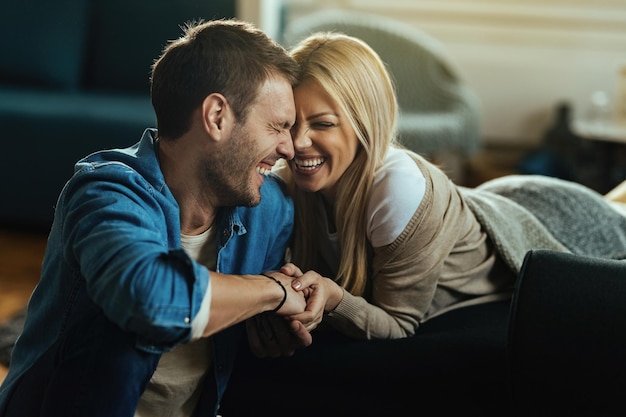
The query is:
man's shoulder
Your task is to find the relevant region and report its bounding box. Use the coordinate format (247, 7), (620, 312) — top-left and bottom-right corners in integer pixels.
(69, 138), (164, 189)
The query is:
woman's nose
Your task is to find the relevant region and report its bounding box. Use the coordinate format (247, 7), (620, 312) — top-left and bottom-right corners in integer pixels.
(292, 127), (312, 150)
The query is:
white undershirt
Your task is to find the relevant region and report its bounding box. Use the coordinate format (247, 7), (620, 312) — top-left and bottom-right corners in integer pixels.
(366, 147), (425, 247)
(135, 227), (216, 417)
(318, 148), (425, 274)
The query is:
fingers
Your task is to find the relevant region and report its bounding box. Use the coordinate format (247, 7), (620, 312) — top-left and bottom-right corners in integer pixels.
(247, 314), (291, 358)
(289, 290), (325, 332)
(264, 314), (297, 357)
(246, 316), (270, 358)
(287, 319), (313, 348)
(289, 311), (321, 332)
(280, 262), (303, 277)
(291, 270), (321, 291)
(246, 313), (311, 358)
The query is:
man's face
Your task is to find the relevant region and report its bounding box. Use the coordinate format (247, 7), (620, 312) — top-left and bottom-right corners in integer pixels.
(204, 75), (295, 207)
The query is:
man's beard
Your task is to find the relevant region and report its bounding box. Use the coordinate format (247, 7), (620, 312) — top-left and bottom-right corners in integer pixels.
(203, 123), (261, 208)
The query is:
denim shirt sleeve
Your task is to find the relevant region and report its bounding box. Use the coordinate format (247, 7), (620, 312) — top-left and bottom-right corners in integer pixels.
(59, 161), (207, 351)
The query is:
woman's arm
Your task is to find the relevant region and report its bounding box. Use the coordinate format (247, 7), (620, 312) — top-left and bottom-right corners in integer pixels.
(290, 153), (470, 339)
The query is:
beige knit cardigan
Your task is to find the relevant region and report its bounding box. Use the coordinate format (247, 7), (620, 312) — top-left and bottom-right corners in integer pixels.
(326, 151), (626, 340)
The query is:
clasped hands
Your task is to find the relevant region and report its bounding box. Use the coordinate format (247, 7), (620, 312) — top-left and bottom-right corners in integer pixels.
(247, 263), (343, 358)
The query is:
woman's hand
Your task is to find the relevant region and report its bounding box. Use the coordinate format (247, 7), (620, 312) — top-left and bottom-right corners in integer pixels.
(281, 263), (344, 332)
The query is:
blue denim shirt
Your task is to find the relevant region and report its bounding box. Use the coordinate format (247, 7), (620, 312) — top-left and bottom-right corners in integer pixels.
(0, 129), (294, 416)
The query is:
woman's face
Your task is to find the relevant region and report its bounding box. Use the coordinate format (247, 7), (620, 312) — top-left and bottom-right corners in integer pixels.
(289, 78), (360, 201)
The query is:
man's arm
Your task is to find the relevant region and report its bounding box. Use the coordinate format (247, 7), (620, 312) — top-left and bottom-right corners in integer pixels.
(201, 271), (305, 338)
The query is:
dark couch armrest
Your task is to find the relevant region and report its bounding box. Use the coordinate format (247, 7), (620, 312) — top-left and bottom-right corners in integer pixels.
(508, 249), (626, 417)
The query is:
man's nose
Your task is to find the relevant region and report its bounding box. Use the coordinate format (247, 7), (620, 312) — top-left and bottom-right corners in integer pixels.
(277, 134), (295, 160)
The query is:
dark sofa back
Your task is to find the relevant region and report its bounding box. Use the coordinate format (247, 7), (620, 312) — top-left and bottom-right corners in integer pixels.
(84, 0), (236, 94)
(0, 0), (236, 231)
(0, 0), (91, 91)
(0, 0), (236, 93)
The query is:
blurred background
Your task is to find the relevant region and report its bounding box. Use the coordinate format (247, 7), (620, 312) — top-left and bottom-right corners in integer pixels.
(248, 0), (626, 191)
(1, 0), (625, 230)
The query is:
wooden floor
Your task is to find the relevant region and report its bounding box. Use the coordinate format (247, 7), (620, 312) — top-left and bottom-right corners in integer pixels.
(0, 228), (48, 384)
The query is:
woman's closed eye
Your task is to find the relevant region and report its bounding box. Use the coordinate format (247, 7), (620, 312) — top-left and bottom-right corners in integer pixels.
(312, 121), (335, 129)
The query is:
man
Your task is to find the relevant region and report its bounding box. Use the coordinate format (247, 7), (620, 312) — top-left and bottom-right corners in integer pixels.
(0, 19), (310, 417)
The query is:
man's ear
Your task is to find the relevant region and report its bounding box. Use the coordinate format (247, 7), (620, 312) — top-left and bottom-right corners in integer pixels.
(202, 93), (233, 141)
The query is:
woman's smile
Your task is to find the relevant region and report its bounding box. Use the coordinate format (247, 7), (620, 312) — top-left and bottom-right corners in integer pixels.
(293, 157), (327, 172)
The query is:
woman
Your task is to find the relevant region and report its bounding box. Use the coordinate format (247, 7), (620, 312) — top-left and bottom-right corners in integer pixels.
(219, 31), (626, 417)
(273, 31), (626, 341)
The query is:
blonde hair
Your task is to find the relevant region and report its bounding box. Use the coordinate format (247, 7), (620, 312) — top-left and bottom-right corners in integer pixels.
(287, 32), (399, 296)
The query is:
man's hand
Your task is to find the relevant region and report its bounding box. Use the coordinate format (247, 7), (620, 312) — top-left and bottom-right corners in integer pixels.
(281, 263), (344, 332)
(246, 312), (312, 358)
(263, 271), (307, 316)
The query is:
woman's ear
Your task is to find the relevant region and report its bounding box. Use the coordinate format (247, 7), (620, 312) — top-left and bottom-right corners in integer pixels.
(202, 93), (232, 141)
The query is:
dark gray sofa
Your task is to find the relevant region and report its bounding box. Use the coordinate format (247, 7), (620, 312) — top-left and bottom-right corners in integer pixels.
(508, 250), (626, 417)
(219, 250), (626, 417)
(0, 0), (235, 231)
(4, 249), (623, 415)
(220, 299), (512, 417)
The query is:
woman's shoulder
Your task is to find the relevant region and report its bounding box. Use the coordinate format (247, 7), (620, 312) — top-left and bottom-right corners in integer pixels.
(377, 147), (423, 174)
(367, 148), (427, 247)
(372, 147), (426, 196)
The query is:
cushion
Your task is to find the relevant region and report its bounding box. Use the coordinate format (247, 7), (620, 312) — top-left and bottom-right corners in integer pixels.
(0, 0), (89, 90)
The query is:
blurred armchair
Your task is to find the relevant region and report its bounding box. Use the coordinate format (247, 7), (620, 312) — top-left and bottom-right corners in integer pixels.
(282, 9), (482, 184)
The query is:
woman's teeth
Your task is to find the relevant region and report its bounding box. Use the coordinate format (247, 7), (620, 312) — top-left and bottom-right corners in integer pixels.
(295, 158), (325, 170)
